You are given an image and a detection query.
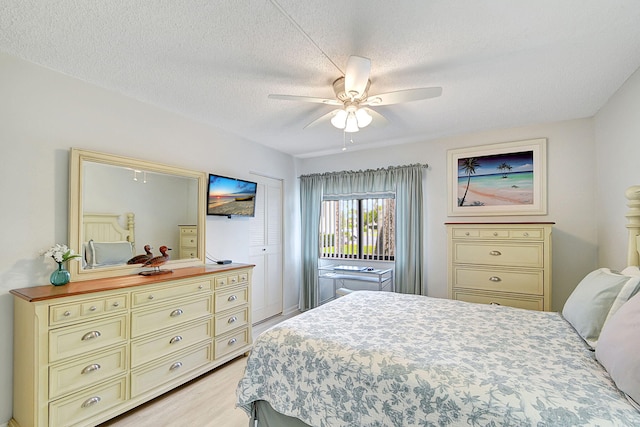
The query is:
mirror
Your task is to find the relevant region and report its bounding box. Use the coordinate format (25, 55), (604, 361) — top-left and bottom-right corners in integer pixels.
(69, 148), (206, 281)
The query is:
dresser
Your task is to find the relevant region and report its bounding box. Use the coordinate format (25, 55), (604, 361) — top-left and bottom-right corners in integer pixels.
(446, 223), (553, 311)
(10, 264), (253, 427)
(178, 225), (198, 259)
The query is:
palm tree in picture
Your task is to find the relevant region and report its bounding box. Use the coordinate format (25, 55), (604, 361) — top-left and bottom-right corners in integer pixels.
(459, 157), (480, 206)
(497, 162), (512, 178)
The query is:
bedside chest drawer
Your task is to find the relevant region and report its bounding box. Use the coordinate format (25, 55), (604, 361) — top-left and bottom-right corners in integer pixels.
(215, 327), (250, 359)
(215, 286), (249, 313)
(49, 346), (127, 399)
(453, 242), (544, 268)
(49, 315), (128, 363)
(215, 306), (249, 336)
(452, 266), (544, 295)
(132, 279), (211, 308)
(130, 343), (211, 397)
(131, 318), (213, 367)
(453, 291), (543, 311)
(49, 377), (127, 427)
(131, 297), (212, 337)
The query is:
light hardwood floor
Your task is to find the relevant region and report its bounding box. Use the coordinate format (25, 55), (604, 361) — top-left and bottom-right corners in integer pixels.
(98, 313), (298, 427)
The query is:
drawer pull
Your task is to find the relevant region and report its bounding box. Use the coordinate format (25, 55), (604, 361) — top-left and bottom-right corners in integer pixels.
(523, 232), (529, 237)
(198, 284), (204, 290)
(148, 295), (155, 300)
(170, 308), (184, 317)
(112, 302), (120, 307)
(489, 276), (502, 282)
(493, 232), (498, 236)
(169, 335), (183, 344)
(170, 362), (183, 371)
(89, 306), (97, 312)
(64, 311), (71, 317)
(465, 232), (470, 236)
(228, 295), (238, 302)
(228, 316), (238, 324)
(228, 338), (237, 345)
(81, 364), (101, 375)
(81, 396), (101, 408)
(489, 250), (502, 256)
(81, 331), (101, 341)
(231, 278), (237, 283)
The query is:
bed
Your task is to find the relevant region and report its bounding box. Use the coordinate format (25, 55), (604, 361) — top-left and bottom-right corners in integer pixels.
(82, 212), (136, 268)
(236, 186), (640, 426)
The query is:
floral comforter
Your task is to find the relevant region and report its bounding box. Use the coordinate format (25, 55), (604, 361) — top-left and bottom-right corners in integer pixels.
(237, 291), (640, 426)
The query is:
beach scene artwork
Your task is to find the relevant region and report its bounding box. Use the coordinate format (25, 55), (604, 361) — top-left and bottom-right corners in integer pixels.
(457, 150), (534, 207)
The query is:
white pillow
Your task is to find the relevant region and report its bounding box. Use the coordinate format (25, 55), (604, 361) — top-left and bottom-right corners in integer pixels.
(88, 240), (133, 266)
(596, 292), (640, 409)
(621, 266), (640, 277)
(562, 268), (640, 348)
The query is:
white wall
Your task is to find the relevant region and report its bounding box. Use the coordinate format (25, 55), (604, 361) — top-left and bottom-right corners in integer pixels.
(0, 52), (300, 423)
(594, 66), (640, 268)
(298, 118), (598, 311)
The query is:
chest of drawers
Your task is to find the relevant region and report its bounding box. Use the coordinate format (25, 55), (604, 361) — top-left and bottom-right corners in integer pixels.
(446, 223), (553, 311)
(178, 225), (198, 259)
(10, 264), (252, 427)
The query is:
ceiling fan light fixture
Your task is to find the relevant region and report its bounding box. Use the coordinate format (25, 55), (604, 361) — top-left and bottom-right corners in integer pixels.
(331, 109), (348, 129)
(344, 112), (360, 133)
(355, 108), (372, 128)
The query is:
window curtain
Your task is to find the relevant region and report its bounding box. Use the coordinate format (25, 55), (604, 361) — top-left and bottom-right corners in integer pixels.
(299, 164), (426, 311)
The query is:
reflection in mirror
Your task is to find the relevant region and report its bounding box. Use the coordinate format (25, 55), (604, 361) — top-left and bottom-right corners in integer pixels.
(69, 149), (206, 281)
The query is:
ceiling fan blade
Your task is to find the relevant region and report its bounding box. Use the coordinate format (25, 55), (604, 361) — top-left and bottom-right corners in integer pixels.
(303, 109), (340, 129)
(362, 87), (442, 106)
(364, 108), (388, 127)
(344, 56), (371, 99)
(268, 94), (341, 106)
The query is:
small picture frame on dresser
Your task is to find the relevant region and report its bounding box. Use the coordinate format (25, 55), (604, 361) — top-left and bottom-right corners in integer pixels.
(447, 138), (547, 216)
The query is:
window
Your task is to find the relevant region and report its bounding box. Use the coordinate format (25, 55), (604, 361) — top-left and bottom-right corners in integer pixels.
(319, 197), (395, 260)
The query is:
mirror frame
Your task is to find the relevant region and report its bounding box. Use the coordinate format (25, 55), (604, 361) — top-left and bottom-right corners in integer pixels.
(69, 148), (207, 281)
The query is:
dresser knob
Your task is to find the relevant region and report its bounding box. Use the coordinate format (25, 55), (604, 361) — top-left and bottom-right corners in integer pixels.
(170, 308), (184, 317)
(198, 284), (204, 289)
(63, 311), (71, 317)
(81, 331), (101, 341)
(148, 295), (155, 300)
(228, 316), (238, 324)
(170, 362), (183, 371)
(169, 335), (183, 344)
(81, 364), (101, 375)
(112, 302), (120, 307)
(89, 306), (97, 312)
(489, 276), (502, 282)
(489, 250), (502, 256)
(228, 295), (238, 302)
(493, 232), (498, 236)
(228, 338), (237, 345)
(465, 232), (470, 236)
(81, 396), (101, 408)
(523, 232), (529, 237)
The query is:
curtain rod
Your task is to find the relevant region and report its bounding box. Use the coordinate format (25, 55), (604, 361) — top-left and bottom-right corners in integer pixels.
(299, 163), (428, 179)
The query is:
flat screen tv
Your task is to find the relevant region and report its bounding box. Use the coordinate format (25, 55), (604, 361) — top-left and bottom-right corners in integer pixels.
(207, 174), (258, 217)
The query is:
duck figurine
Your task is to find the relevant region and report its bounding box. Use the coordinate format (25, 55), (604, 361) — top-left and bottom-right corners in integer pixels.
(126, 245), (153, 265)
(139, 245), (172, 275)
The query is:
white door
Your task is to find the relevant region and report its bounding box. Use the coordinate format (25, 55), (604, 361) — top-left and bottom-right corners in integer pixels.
(249, 175), (283, 323)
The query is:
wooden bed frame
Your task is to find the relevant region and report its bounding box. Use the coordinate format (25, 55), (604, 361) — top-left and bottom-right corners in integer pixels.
(83, 212), (135, 251)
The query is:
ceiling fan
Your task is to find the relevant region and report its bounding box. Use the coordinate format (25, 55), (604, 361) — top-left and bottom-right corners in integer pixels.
(268, 55), (442, 133)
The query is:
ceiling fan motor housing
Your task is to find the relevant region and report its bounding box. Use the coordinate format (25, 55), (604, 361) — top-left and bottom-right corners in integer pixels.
(333, 77), (371, 103)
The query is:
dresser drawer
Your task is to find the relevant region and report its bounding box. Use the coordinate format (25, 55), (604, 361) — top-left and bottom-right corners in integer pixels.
(215, 306), (249, 336)
(452, 242), (544, 268)
(131, 318), (213, 367)
(215, 285), (249, 313)
(452, 266), (544, 295)
(132, 279), (211, 308)
(49, 377), (127, 427)
(49, 294), (127, 326)
(452, 227), (545, 240)
(49, 315), (128, 363)
(180, 247), (198, 258)
(131, 297), (212, 338)
(453, 291), (543, 311)
(214, 272), (247, 288)
(215, 327), (250, 359)
(180, 226), (197, 236)
(180, 235), (197, 248)
(130, 344), (211, 397)
(49, 346), (128, 399)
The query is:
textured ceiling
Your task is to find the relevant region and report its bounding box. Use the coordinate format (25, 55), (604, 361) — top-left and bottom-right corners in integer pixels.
(2, 1), (640, 158)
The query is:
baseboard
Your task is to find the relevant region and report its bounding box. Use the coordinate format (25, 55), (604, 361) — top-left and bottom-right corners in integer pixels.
(282, 305), (301, 317)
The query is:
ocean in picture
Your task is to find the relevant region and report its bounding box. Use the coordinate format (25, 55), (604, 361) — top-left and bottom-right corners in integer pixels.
(458, 171), (533, 206)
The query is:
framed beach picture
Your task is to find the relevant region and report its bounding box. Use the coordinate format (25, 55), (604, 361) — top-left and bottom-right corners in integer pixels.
(447, 138), (547, 216)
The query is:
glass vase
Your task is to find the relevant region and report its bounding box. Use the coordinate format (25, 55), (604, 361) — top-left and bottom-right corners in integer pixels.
(50, 262), (70, 286)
